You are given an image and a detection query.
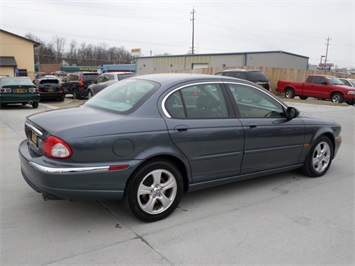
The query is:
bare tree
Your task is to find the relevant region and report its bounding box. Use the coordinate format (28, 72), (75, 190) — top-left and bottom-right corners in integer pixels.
(52, 35), (66, 63)
(25, 32), (135, 66)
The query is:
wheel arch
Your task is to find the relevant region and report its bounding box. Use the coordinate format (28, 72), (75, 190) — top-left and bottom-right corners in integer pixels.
(125, 154), (190, 195)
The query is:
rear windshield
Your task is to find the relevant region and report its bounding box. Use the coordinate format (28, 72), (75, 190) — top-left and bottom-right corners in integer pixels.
(0, 77), (34, 86)
(39, 79), (59, 84)
(84, 78), (159, 113)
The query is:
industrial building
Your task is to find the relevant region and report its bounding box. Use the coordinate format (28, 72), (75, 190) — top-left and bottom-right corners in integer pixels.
(135, 50), (309, 75)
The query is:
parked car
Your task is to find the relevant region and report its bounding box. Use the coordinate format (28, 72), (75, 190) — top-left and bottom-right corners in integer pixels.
(34, 75), (65, 101)
(339, 78), (355, 88)
(0, 77), (40, 108)
(215, 69), (271, 91)
(35, 72), (47, 79)
(53, 71), (67, 78)
(19, 74), (342, 222)
(61, 72), (99, 99)
(87, 72), (136, 98)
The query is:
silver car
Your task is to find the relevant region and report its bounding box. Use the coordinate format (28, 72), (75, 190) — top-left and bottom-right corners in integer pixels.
(87, 71), (135, 98)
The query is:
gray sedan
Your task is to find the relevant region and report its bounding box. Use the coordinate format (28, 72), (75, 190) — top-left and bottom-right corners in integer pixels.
(19, 74), (342, 222)
(87, 71), (135, 97)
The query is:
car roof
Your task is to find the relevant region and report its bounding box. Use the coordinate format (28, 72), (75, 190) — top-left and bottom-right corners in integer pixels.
(132, 73), (251, 85)
(103, 71), (134, 75)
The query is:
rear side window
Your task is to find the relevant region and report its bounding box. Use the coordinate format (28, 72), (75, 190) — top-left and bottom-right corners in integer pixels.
(83, 74), (99, 81)
(245, 72), (268, 82)
(67, 75), (79, 81)
(165, 83), (229, 119)
(223, 72), (247, 79)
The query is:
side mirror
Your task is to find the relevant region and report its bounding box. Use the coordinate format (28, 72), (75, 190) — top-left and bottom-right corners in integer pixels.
(285, 107), (300, 120)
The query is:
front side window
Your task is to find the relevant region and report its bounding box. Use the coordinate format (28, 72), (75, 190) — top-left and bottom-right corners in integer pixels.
(227, 84), (285, 118)
(165, 83), (229, 119)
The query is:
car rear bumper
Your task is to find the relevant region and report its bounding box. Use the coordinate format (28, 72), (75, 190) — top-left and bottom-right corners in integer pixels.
(18, 140), (132, 200)
(0, 94), (40, 104)
(39, 92), (64, 98)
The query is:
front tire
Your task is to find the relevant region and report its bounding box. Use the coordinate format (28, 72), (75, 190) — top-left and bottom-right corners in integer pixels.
(125, 160), (183, 222)
(301, 136), (333, 177)
(331, 92), (344, 103)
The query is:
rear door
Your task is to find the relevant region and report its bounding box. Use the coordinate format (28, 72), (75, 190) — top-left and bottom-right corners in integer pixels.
(162, 82), (244, 183)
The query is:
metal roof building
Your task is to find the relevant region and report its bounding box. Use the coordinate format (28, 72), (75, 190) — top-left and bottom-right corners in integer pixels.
(135, 50), (309, 75)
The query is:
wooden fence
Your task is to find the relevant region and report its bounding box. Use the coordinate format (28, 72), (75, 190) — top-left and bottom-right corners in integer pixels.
(167, 66), (355, 94)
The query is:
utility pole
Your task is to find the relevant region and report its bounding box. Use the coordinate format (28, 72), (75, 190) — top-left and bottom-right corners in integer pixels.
(324, 37), (331, 65)
(190, 8), (196, 54)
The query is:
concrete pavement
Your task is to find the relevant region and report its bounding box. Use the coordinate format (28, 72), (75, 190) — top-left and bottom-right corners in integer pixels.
(0, 101), (354, 265)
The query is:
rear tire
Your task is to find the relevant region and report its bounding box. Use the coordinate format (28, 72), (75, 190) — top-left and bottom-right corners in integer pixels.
(125, 160), (183, 222)
(73, 90), (80, 99)
(284, 88), (295, 98)
(32, 102), (39, 108)
(301, 136), (333, 177)
(299, 96), (308, 100)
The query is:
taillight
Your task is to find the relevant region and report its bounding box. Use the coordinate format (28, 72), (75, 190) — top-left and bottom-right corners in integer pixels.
(29, 87), (38, 93)
(0, 88), (11, 93)
(78, 78), (84, 87)
(42, 136), (72, 159)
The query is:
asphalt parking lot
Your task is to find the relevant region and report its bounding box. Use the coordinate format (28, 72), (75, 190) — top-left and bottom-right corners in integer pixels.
(0, 98), (354, 265)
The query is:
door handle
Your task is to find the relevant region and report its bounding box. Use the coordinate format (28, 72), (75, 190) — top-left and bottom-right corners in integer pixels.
(174, 125), (189, 133)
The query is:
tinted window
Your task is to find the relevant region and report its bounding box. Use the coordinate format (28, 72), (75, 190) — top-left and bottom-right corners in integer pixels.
(39, 79), (59, 85)
(227, 84), (284, 118)
(305, 76), (314, 83)
(313, 76), (325, 84)
(245, 71), (268, 82)
(67, 74), (79, 81)
(116, 73), (135, 80)
(83, 73), (99, 81)
(165, 83), (229, 119)
(85, 79), (158, 113)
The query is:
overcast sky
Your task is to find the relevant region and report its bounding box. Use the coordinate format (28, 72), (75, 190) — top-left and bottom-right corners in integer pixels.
(1, 0), (354, 69)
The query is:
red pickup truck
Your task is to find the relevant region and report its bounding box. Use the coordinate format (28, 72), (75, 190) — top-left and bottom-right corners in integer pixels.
(276, 74), (355, 105)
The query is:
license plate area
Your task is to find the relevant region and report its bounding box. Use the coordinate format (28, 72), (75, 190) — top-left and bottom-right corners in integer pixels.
(17, 88), (25, 93)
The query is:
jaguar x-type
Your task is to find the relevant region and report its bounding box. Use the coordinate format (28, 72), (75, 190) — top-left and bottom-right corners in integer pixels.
(19, 74), (342, 222)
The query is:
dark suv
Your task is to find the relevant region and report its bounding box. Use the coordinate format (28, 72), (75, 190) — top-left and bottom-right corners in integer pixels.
(62, 72), (99, 99)
(215, 69), (270, 91)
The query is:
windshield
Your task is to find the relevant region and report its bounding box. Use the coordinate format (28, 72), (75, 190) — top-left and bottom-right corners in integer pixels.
(326, 76), (344, 85)
(84, 78), (159, 113)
